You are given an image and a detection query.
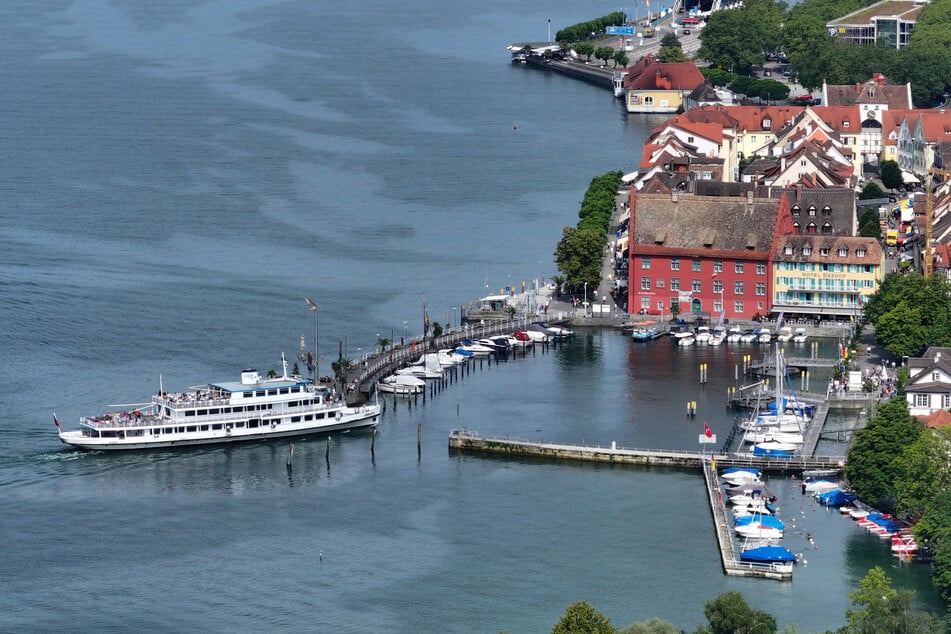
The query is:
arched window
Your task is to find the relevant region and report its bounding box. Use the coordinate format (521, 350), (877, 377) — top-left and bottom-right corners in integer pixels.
(793, 222), (801, 233)
(821, 222), (833, 234)
(807, 206), (817, 217)
(791, 205), (801, 217)
(821, 206), (832, 216)
(807, 222), (818, 233)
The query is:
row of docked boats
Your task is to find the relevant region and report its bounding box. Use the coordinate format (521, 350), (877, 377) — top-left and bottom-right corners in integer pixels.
(670, 325), (808, 347)
(719, 467), (798, 570)
(378, 323), (575, 396)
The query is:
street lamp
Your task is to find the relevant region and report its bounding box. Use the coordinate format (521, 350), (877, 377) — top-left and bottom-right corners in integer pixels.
(584, 281), (588, 316)
(305, 298), (319, 384)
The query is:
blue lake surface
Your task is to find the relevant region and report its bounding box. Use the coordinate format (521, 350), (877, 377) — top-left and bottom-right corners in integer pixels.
(0, 1), (941, 631)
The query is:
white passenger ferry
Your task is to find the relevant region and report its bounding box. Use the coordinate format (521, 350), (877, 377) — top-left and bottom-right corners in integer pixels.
(56, 357), (380, 450)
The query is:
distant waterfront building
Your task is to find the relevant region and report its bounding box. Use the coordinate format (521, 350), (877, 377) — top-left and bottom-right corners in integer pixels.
(826, 0), (927, 50)
(623, 55), (707, 114)
(771, 235), (884, 320)
(906, 347), (951, 417)
(626, 190), (784, 319)
(822, 74), (913, 164)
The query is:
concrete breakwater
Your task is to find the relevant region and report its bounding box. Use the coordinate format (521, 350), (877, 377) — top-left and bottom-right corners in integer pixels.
(448, 429), (845, 471)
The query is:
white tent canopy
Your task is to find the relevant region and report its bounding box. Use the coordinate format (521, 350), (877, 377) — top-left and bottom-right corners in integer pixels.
(901, 171), (920, 184)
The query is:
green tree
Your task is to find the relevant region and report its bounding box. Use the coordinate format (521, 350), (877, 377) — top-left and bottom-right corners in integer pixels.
(730, 75), (759, 98)
(859, 182), (885, 200)
(551, 601), (616, 634)
(880, 159), (903, 191)
(657, 44), (688, 63)
(700, 68), (736, 87)
(896, 426), (951, 521)
(554, 226), (605, 293)
(873, 300), (929, 358)
(697, 0), (784, 73)
(331, 357), (351, 381)
(858, 209), (882, 238)
(842, 566), (942, 633)
(846, 398), (923, 511)
(755, 78), (789, 102)
(613, 50), (630, 68)
(698, 591), (777, 634)
(575, 42), (595, 61)
(376, 336), (391, 351)
(594, 46), (615, 66)
(618, 618), (679, 634)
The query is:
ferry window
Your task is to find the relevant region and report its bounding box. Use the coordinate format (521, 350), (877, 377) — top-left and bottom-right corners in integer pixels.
(212, 424), (222, 430)
(316, 412), (325, 419)
(292, 386), (301, 393)
(242, 392), (252, 398)
(236, 422), (245, 428)
(291, 416), (301, 423)
(272, 419), (280, 425)
(289, 401), (298, 408)
(177, 427), (185, 433)
(164, 427), (173, 434)
(209, 409), (219, 415)
(267, 389), (277, 396)
(248, 420), (259, 428)
(187, 426), (197, 433)
(305, 415), (313, 421)
(185, 410), (195, 417)
(255, 391), (265, 397)
(280, 388), (290, 395)
(200, 425), (209, 431)
(230, 407), (240, 413)
(197, 410), (207, 416)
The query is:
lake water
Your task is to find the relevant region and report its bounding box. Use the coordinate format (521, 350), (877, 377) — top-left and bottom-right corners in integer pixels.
(0, 1), (941, 631)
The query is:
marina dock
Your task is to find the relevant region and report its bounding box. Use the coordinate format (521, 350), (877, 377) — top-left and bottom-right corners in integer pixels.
(449, 430), (845, 580)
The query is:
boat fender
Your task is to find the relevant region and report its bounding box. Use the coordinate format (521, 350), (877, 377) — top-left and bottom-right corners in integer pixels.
(335, 411), (342, 421)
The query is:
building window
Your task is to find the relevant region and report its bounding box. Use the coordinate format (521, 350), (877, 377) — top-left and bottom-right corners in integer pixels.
(821, 223), (833, 234)
(763, 118), (771, 128)
(756, 262), (766, 275)
(857, 248), (866, 257)
(641, 277), (651, 290)
(807, 223), (818, 234)
(714, 299), (723, 313)
(756, 282), (766, 296)
(692, 279), (702, 292)
(643, 96), (654, 106)
(713, 259), (723, 273)
(670, 258), (680, 271)
(656, 279), (665, 289)
(734, 262), (744, 274)
(670, 277), (680, 291)
(692, 258), (702, 272)
(642, 256), (651, 269)
(944, 394), (951, 408)
(641, 296), (651, 309)
(734, 281), (744, 294)
(713, 280), (723, 294)
(838, 248), (848, 257)
(808, 206), (817, 217)
(932, 372), (940, 382)
(793, 222), (801, 234)
(822, 206), (832, 217)
(803, 246), (812, 255)
(734, 301), (744, 314)
(820, 247), (830, 256)
(792, 205), (801, 216)
(915, 393), (929, 408)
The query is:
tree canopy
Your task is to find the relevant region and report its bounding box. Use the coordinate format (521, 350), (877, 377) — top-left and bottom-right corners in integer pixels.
(551, 601), (616, 634)
(880, 159), (904, 191)
(697, 0), (784, 73)
(842, 566), (942, 633)
(864, 273), (951, 357)
(697, 591), (777, 634)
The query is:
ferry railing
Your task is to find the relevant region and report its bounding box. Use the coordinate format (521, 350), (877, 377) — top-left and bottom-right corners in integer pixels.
(84, 398), (356, 428)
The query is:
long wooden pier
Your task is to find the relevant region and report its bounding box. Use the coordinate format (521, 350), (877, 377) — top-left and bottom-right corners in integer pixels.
(449, 430), (845, 580)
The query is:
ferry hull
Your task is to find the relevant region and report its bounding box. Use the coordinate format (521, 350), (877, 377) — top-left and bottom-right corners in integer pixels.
(58, 409), (380, 451)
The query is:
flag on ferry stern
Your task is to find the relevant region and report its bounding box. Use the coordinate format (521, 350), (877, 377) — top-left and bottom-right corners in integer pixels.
(53, 414), (61, 429)
(704, 422), (713, 438)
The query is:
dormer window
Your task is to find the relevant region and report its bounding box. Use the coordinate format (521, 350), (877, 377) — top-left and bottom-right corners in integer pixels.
(822, 223), (833, 234)
(820, 247), (830, 256)
(784, 245), (793, 255)
(791, 205), (801, 216)
(808, 206), (817, 217)
(857, 248), (866, 257)
(793, 222), (801, 233)
(803, 246), (812, 255)
(822, 206), (832, 216)
(843, 120), (850, 128)
(838, 247), (848, 257)
(763, 117), (772, 129)
(868, 88), (875, 99)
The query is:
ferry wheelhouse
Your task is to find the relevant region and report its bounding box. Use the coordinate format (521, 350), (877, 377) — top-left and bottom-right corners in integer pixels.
(57, 359), (380, 450)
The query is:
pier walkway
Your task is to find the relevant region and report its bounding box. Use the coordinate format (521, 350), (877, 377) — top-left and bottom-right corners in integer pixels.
(449, 430), (842, 580)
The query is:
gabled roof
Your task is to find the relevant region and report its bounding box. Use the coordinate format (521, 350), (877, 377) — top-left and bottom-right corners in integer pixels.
(824, 76), (912, 109)
(625, 61), (706, 91)
(913, 111), (951, 142)
(920, 409), (951, 428)
(631, 193), (779, 255)
(773, 235), (883, 264)
(809, 106), (862, 134)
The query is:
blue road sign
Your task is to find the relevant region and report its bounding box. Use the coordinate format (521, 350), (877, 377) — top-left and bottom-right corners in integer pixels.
(606, 26), (636, 35)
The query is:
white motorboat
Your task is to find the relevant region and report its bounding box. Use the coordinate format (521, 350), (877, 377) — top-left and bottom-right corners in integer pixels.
(532, 321), (573, 339)
(695, 326), (712, 344)
(792, 327), (807, 343)
(378, 374), (426, 395)
(437, 349), (470, 366)
(519, 328), (549, 343)
(803, 480), (841, 494)
(751, 440), (798, 456)
(739, 416), (805, 433)
(721, 471), (763, 486)
(726, 326), (743, 342)
(758, 331), (771, 344)
(456, 340), (494, 357)
(740, 330), (758, 343)
(741, 430), (805, 445)
(734, 522), (783, 540)
(776, 326), (793, 342)
(56, 355), (381, 451)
